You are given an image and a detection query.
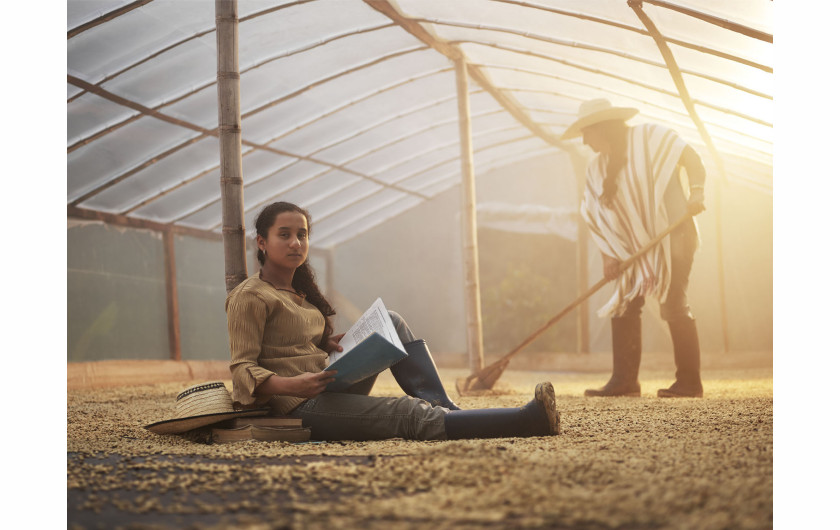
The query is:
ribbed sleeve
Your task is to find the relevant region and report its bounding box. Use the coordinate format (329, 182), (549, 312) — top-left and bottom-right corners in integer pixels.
(225, 273), (329, 414)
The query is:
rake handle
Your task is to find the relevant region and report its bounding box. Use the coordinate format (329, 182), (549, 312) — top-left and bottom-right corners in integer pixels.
(496, 212), (694, 365)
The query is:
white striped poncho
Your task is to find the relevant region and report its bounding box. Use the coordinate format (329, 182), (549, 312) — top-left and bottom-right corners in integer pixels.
(580, 123), (687, 318)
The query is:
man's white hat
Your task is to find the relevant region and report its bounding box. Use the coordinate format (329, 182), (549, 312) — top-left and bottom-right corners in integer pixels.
(561, 98), (639, 140)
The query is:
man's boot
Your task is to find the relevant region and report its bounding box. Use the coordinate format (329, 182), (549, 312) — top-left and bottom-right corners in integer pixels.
(444, 382), (558, 439)
(658, 316), (703, 397)
(390, 339), (460, 409)
(585, 313), (642, 397)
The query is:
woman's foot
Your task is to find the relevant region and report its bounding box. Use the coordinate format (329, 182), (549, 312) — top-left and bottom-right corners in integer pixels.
(533, 382), (559, 435)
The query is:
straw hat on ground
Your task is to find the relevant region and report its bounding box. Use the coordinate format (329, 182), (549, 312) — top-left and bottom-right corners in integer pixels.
(561, 98), (639, 140)
(145, 381), (269, 435)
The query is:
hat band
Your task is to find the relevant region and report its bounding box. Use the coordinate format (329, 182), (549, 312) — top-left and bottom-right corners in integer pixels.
(176, 381), (226, 401)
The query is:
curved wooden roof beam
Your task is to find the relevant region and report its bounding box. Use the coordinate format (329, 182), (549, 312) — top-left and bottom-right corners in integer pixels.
(68, 25), (408, 150)
(451, 39), (770, 102)
(489, 0), (772, 65)
(73, 72), (478, 215)
(125, 84), (475, 218)
(68, 1), (324, 102)
(252, 66), (455, 146)
(363, 0), (565, 151)
(480, 64), (773, 151)
(67, 75), (425, 207)
(641, 0), (772, 42)
(67, 0), (153, 39)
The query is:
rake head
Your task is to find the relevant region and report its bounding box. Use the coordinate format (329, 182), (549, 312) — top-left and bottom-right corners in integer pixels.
(455, 358), (510, 395)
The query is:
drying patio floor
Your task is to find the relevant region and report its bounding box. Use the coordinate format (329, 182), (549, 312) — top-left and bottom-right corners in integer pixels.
(68, 352), (772, 530)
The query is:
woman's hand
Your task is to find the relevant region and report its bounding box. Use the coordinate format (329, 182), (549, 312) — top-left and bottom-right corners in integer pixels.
(287, 371), (338, 398)
(256, 371), (338, 399)
(603, 254), (621, 280)
(324, 333), (346, 354)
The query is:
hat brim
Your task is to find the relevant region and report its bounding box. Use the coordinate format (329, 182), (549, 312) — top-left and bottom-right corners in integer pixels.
(561, 107), (638, 140)
(145, 408), (270, 435)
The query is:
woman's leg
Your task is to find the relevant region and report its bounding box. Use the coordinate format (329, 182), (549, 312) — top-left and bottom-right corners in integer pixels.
(389, 310), (417, 343)
(444, 382), (558, 439)
(387, 311), (460, 409)
(289, 382), (559, 441)
(342, 374), (378, 396)
(289, 393), (447, 441)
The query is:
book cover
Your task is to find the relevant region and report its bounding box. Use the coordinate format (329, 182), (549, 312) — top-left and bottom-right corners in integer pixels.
(211, 425), (252, 444)
(212, 425), (311, 444)
(324, 332), (408, 392)
(229, 416), (302, 428)
(251, 426), (311, 443)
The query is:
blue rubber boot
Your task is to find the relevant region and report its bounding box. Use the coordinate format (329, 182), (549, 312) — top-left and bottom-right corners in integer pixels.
(444, 382), (559, 439)
(390, 339), (460, 410)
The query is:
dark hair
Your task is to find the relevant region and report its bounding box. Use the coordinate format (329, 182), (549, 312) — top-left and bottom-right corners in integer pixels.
(598, 120), (629, 207)
(255, 201), (336, 348)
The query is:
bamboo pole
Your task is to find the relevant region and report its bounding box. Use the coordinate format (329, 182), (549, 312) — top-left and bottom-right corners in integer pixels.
(429, 12), (770, 72)
(567, 147), (590, 353)
(455, 57), (485, 373)
(67, 206), (223, 241)
(713, 179), (730, 352)
(163, 229), (182, 360)
(629, 0), (731, 352)
(640, 0), (772, 43)
(67, 0), (153, 39)
(215, 0), (248, 293)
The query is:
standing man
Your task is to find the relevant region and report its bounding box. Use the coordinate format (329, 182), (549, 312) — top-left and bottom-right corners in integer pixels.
(562, 99), (706, 398)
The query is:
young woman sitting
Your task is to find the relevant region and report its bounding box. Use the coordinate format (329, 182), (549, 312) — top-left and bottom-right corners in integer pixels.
(226, 201), (559, 441)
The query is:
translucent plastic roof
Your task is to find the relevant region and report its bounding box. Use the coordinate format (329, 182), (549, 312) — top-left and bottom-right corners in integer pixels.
(67, 0), (773, 248)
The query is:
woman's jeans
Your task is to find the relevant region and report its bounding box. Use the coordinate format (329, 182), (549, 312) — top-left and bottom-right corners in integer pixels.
(287, 310), (448, 440)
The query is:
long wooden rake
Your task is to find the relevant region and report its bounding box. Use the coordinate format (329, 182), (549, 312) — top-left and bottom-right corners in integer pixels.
(455, 212), (694, 394)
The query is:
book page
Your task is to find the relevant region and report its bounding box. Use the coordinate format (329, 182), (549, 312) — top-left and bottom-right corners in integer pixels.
(328, 298), (406, 364)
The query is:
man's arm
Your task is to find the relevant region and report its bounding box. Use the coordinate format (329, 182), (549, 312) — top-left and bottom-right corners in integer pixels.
(680, 145), (706, 215)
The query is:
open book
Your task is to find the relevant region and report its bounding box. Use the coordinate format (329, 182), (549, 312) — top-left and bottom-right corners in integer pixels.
(324, 298), (408, 392)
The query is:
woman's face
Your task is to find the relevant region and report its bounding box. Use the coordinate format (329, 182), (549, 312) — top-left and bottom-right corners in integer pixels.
(259, 211), (309, 271)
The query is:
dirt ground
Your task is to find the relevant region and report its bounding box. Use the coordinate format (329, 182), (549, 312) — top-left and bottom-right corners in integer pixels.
(67, 353), (772, 530)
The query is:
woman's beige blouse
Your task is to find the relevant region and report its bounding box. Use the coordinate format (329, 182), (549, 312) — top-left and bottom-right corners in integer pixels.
(226, 273), (328, 414)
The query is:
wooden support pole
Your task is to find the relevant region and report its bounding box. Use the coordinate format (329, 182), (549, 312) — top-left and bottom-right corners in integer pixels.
(567, 147), (591, 353)
(215, 0), (248, 293)
(713, 180), (730, 352)
(455, 57), (485, 372)
(162, 229), (182, 360)
(629, 0), (731, 352)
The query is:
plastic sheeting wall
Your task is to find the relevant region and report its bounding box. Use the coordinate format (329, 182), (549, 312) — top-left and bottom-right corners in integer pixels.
(68, 221), (171, 361)
(67, 221), (333, 362)
(174, 234), (233, 360)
